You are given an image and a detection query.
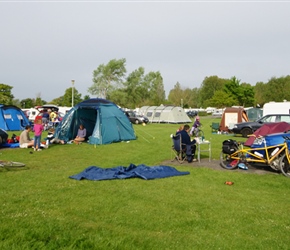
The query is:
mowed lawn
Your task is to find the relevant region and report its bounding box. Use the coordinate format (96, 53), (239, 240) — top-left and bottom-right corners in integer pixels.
(1, 117), (290, 249)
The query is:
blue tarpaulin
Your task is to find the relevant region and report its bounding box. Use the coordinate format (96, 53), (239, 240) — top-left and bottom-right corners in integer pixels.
(69, 164), (190, 181)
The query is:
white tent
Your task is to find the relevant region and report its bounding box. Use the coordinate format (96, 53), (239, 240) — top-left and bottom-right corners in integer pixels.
(139, 105), (191, 124)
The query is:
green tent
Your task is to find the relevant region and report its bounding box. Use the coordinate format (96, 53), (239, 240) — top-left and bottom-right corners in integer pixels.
(246, 107), (263, 121)
(54, 99), (136, 145)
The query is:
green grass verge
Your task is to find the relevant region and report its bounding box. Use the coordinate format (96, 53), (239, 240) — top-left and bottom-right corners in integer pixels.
(1, 117), (290, 249)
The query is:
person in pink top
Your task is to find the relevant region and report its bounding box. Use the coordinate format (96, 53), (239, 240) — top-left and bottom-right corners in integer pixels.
(33, 117), (44, 151)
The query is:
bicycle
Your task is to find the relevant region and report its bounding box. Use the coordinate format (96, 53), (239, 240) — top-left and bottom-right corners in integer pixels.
(278, 137), (290, 178)
(220, 135), (290, 173)
(191, 126), (204, 138)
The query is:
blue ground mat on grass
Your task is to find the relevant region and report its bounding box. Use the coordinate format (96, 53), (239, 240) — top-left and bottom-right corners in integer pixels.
(1, 143), (20, 148)
(70, 163), (190, 181)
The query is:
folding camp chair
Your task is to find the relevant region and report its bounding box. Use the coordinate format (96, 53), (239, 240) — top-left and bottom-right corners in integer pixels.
(210, 122), (220, 133)
(171, 133), (187, 163)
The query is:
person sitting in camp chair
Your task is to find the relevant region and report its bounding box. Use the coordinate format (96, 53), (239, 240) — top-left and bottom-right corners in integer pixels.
(73, 124), (87, 145)
(179, 124), (197, 162)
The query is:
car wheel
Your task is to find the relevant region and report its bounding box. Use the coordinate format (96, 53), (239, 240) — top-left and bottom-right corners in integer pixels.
(135, 119), (139, 124)
(241, 128), (252, 138)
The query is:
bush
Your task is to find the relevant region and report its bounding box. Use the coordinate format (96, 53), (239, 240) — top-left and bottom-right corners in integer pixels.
(197, 111), (208, 117)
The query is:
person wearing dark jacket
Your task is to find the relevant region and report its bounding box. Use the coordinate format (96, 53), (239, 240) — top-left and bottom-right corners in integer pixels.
(179, 124), (197, 162)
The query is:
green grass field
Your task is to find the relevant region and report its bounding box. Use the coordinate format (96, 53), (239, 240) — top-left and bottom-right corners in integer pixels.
(1, 117), (290, 249)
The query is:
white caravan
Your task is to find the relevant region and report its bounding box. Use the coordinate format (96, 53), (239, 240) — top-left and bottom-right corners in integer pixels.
(263, 101), (290, 116)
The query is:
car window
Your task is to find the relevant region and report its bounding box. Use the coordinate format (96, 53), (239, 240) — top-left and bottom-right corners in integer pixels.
(261, 116), (275, 122)
(281, 116), (290, 122)
(261, 115), (290, 122)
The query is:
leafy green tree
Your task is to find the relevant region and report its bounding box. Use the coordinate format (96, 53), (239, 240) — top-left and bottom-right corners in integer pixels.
(182, 88), (195, 108)
(20, 98), (34, 108)
(206, 90), (236, 108)
(0, 83), (14, 105)
(107, 89), (128, 107)
(49, 97), (64, 106)
(254, 82), (266, 106)
(120, 68), (165, 108)
(35, 93), (43, 106)
(12, 99), (21, 108)
(239, 83), (255, 107)
(50, 87), (82, 106)
(168, 82), (184, 106)
(89, 58), (127, 99)
(145, 71), (165, 105)
(83, 95), (90, 101)
(168, 82), (196, 107)
(123, 67), (147, 108)
(263, 76), (290, 102)
(199, 76), (227, 107)
(63, 87), (82, 106)
(191, 87), (201, 108)
(223, 76), (240, 103)
(223, 77), (255, 107)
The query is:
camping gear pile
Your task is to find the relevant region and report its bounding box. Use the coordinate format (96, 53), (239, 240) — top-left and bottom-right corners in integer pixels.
(244, 122), (290, 146)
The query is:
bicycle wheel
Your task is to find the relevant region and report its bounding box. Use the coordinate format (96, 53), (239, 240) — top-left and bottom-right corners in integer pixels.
(279, 154), (290, 177)
(220, 151), (239, 170)
(196, 129), (204, 138)
(0, 161), (26, 168)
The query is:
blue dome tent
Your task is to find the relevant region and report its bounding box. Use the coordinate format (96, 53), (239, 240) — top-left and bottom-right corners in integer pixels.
(0, 105), (30, 131)
(54, 99), (136, 145)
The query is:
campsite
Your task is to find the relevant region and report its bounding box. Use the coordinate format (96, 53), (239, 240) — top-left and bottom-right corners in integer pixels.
(1, 115), (290, 249)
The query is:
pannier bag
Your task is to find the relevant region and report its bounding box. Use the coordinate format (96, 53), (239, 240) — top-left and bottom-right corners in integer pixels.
(222, 139), (239, 154)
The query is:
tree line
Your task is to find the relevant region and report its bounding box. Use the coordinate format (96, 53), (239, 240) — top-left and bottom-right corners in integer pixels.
(1, 58), (290, 109)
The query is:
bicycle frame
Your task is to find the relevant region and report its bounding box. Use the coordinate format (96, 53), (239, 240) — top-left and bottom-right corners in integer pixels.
(191, 126), (204, 138)
(231, 142), (286, 165)
(220, 137), (289, 171)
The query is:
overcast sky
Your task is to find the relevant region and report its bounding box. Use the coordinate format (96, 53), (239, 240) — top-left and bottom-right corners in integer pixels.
(1, 1), (290, 103)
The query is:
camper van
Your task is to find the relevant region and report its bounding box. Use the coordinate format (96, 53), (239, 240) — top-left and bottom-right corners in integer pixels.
(58, 106), (71, 115)
(263, 101), (290, 116)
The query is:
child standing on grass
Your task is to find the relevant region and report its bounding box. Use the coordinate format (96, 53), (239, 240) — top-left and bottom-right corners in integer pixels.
(33, 117), (44, 151)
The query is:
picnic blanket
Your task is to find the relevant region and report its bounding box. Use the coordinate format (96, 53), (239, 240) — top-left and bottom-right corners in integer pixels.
(70, 164), (190, 181)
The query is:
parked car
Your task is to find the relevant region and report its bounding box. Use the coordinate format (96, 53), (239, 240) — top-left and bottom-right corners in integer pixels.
(230, 114), (290, 137)
(186, 110), (198, 118)
(125, 111), (149, 124)
(212, 110), (223, 117)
